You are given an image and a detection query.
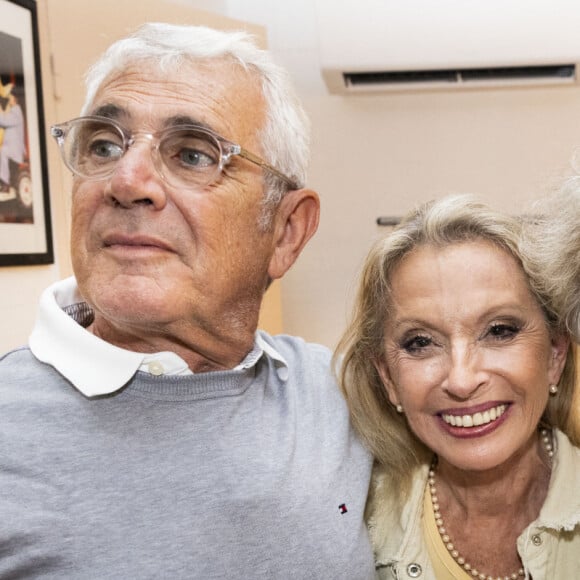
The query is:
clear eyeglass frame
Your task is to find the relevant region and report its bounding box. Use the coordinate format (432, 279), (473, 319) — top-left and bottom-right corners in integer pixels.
(50, 115), (298, 191)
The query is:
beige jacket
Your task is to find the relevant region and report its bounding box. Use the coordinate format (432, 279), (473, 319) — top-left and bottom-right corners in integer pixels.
(367, 429), (580, 579)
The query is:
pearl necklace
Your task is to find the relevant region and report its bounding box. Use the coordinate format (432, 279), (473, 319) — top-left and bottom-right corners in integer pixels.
(428, 428), (554, 580)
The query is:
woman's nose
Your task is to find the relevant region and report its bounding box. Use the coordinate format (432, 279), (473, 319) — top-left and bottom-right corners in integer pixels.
(442, 344), (486, 399)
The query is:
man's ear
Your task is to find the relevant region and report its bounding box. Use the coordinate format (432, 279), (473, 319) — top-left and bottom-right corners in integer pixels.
(374, 357), (400, 407)
(268, 188), (320, 280)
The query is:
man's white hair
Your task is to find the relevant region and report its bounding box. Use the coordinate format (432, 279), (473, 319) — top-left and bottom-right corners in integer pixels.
(82, 22), (311, 227)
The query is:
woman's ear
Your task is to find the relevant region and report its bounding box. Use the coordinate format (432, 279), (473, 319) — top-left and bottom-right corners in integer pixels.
(548, 332), (570, 385)
(267, 188), (320, 281)
(374, 357), (400, 407)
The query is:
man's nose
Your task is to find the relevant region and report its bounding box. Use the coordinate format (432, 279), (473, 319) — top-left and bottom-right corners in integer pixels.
(104, 138), (168, 209)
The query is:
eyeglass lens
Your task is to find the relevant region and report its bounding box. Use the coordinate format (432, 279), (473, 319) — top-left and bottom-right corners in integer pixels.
(59, 118), (226, 188)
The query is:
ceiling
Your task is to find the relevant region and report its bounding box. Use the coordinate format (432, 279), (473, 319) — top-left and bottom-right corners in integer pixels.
(179, 0), (327, 96)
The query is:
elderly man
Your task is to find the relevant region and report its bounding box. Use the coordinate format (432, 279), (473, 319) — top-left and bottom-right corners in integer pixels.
(0, 23), (374, 579)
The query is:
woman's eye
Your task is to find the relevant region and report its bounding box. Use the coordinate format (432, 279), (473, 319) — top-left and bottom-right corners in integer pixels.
(402, 335), (433, 354)
(486, 323), (520, 340)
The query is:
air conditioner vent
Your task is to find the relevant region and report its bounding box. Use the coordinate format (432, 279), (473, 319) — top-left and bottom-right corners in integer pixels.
(462, 64), (575, 81)
(342, 64), (577, 92)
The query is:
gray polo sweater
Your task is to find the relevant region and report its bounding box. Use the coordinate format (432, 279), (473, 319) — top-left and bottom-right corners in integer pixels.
(0, 333), (374, 579)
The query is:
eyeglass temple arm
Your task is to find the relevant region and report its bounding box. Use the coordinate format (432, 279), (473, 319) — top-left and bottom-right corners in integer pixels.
(237, 146), (299, 190)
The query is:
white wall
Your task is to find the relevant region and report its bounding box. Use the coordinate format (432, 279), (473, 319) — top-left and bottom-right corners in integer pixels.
(0, 267), (59, 352)
(282, 86), (580, 348)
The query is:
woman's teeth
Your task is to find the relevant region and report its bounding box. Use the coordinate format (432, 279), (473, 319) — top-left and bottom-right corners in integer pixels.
(442, 404), (507, 428)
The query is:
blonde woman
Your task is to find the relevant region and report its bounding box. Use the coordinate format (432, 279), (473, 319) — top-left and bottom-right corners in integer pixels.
(337, 195), (580, 579)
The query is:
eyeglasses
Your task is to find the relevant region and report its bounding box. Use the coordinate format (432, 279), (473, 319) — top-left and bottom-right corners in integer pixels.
(50, 116), (298, 191)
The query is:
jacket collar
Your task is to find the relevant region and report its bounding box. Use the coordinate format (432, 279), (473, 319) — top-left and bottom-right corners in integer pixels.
(367, 462), (428, 569)
(535, 428), (580, 532)
(367, 429), (580, 569)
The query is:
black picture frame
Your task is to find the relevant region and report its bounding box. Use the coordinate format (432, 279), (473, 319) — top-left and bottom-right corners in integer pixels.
(0, 0), (53, 266)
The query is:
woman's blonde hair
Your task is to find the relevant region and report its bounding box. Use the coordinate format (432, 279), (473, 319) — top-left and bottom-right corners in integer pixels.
(335, 194), (578, 504)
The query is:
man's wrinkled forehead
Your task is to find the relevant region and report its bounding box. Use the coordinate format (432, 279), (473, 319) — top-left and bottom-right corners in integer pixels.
(87, 102), (216, 133)
(85, 59), (266, 141)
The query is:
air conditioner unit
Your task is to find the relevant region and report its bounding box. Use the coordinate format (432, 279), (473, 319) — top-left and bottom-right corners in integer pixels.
(316, 0), (580, 94)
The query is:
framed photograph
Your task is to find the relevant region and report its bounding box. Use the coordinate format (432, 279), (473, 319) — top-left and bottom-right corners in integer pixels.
(0, 0), (53, 266)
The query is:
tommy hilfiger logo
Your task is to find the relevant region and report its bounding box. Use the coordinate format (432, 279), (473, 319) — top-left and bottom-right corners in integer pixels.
(338, 503), (348, 514)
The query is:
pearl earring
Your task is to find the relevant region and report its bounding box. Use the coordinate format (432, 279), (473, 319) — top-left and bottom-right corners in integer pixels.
(549, 384), (559, 396)
(396, 404), (403, 413)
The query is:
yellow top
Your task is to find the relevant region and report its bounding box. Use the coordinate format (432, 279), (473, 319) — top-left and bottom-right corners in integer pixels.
(422, 482), (472, 580)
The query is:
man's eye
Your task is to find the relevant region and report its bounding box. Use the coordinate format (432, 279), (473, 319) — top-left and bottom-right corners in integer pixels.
(402, 335), (432, 354)
(163, 132), (220, 171)
(177, 148), (215, 168)
(487, 323), (520, 340)
(88, 139), (123, 160)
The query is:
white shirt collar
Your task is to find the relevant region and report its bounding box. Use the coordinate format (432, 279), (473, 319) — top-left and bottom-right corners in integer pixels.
(29, 277), (288, 397)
